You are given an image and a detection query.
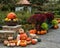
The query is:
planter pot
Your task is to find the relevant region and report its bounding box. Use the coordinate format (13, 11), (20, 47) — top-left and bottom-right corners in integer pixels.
(5, 21), (18, 26)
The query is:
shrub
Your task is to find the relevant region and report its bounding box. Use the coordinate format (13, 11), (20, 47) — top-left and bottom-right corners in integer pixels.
(44, 12), (54, 22)
(27, 13), (46, 24)
(27, 13), (46, 31)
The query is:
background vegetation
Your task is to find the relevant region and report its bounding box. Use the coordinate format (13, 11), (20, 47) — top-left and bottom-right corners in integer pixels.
(0, 0), (60, 26)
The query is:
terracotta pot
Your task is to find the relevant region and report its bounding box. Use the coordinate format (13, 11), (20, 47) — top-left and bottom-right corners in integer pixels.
(54, 25), (59, 29)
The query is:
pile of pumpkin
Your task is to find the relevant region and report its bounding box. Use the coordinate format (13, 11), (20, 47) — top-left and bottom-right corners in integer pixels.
(5, 12), (18, 22)
(4, 12), (18, 26)
(29, 28), (47, 35)
(4, 28), (41, 47)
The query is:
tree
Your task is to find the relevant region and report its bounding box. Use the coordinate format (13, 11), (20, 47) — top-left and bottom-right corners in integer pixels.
(0, 0), (17, 4)
(29, 0), (48, 5)
(0, 0), (18, 11)
(28, 0), (48, 11)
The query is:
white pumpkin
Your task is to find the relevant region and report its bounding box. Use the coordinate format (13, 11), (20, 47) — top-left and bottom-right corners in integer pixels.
(7, 43), (10, 46)
(10, 43), (15, 46)
(17, 34), (20, 41)
(32, 39), (38, 42)
(8, 36), (13, 40)
(4, 40), (9, 45)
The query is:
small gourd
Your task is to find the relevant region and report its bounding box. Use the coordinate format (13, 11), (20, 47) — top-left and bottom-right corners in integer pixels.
(19, 28), (24, 34)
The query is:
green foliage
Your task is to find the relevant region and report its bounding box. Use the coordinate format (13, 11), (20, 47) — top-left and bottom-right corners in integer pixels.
(0, 0), (16, 11)
(0, 0), (16, 4)
(22, 24), (35, 31)
(30, 0), (47, 5)
(52, 19), (58, 25)
(16, 11), (32, 25)
(41, 22), (48, 30)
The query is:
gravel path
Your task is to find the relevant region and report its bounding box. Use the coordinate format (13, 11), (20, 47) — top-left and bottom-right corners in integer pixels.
(0, 24), (60, 48)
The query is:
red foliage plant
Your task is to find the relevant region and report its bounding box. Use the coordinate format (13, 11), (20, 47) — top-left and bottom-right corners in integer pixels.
(44, 12), (54, 22)
(27, 14), (46, 24)
(27, 13), (46, 31)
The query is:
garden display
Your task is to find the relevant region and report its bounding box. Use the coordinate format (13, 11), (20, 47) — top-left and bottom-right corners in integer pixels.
(3, 12), (59, 47)
(27, 12), (59, 35)
(4, 12), (18, 26)
(3, 28), (41, 47)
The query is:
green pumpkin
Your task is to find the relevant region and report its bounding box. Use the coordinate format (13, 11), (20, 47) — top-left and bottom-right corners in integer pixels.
(41, 23), (48, 30)
(52, 19), (58, 25)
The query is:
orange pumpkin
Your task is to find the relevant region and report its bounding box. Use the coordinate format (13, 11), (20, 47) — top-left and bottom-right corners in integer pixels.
(20, 33), (28, 40)
(54, 25), (59, 29)
(20, 40), (27, 47)
(29, 29), (36, 34)
(26, 37), (31, 41)
(31, 39), (37, 45)
(40, 30), (47, 35)
(26, 37), (32, 44)
(58, 20), (60, 23)
(13, 40), (17, 45)
(7, 12), (16, 19)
